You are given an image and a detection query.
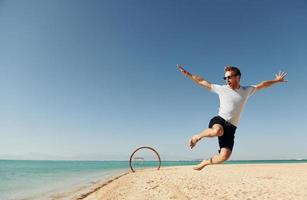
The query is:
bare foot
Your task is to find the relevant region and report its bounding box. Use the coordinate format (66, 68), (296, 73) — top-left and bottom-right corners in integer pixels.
(189, 135), (201, 149)
(193, 163), (208, 171)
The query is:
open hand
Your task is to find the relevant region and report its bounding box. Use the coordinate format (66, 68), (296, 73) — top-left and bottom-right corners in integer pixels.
(176, 64), (192, 77)
(275, 71), (288, 82)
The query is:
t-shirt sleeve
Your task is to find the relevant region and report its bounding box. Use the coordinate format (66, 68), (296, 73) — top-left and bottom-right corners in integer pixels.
(210, 84), (221, 94)
(247, 85), (257, 96)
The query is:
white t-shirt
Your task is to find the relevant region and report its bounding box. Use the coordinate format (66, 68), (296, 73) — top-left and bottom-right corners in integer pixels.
(211, 84), (256, 126)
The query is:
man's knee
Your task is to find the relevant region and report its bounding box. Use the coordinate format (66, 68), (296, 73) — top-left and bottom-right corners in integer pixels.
(212, 124), (224, 136)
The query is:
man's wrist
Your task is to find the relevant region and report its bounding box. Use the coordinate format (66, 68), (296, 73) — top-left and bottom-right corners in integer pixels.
(273, 79), (280, 83)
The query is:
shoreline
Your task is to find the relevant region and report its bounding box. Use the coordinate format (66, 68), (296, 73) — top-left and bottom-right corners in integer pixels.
(78, 163), (307, 200)
(48, 169), (129, 200)
(72, 172), (129, 200)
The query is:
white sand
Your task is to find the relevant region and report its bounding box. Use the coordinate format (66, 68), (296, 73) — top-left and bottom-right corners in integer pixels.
(80, 163), (307, 200)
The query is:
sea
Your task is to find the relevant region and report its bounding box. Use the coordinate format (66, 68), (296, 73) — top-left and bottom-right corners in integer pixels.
(1, 159), (306, 200)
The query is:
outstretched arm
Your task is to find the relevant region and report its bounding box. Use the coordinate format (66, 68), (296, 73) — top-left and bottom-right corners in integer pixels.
(176, 64), (212, 90)
(255, 71), (288, 91)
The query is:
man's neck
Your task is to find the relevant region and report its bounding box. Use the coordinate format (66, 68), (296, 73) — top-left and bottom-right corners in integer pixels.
(229, 84), (240, 90)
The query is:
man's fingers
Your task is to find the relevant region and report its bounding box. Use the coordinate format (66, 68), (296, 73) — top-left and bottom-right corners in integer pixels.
(176, 65), (184, 71)
(275, 71), (288, 80)
(176, 65), (186, 74)
(280, 72), (287, 80)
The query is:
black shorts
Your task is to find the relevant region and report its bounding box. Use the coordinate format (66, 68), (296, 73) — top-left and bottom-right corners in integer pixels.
(208, 116), (237, 151)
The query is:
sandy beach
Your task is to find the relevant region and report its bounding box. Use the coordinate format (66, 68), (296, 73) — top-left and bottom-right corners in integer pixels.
(80, 163), (307, 200)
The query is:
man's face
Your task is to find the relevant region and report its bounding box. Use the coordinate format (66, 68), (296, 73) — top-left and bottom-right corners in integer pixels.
(224, 70), (240, 88)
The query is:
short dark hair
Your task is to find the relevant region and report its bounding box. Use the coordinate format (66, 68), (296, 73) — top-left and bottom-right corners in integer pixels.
(224, 65), (241, 77)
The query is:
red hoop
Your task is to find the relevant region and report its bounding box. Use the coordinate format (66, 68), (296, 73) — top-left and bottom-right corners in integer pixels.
(129, 146), (161, 173)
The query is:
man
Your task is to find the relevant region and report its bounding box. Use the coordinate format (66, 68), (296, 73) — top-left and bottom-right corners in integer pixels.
(177, 64), (287, 170)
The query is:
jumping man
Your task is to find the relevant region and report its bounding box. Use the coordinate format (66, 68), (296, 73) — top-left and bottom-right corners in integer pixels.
(177, 64), (287, 170)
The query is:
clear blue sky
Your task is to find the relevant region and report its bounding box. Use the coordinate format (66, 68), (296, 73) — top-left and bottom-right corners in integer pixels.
(1, 0), (306, 160)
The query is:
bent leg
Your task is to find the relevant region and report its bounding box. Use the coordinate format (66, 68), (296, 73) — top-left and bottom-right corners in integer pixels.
(193, 148), (232, 170)
(189, 124), (224, 149)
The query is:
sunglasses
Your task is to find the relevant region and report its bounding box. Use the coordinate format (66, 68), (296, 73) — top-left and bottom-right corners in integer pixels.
(223, 74), (237, 80)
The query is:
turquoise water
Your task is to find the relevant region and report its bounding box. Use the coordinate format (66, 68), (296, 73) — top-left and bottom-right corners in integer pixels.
(0, 160), (128, 200)
(1, 159), (306, 200)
